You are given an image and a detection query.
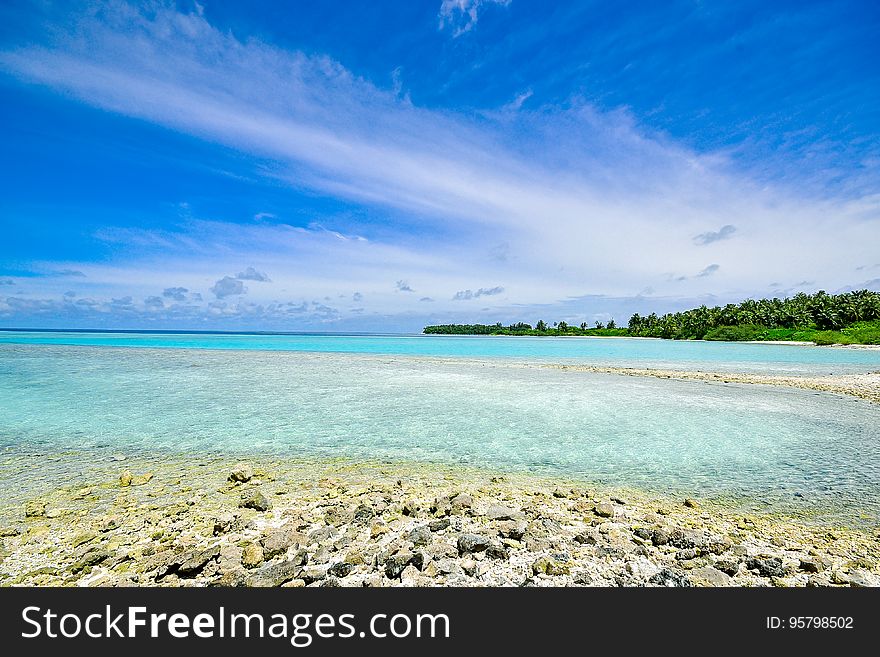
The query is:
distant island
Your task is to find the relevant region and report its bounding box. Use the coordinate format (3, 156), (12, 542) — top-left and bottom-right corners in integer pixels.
(424, 289), (880, 345)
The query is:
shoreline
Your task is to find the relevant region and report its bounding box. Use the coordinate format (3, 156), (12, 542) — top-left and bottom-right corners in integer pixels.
(2, 455), (878, 588)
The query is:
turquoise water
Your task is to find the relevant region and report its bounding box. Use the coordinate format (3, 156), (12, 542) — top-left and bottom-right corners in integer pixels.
(1, 330), (880, 375)
(1, 339), (879, 525)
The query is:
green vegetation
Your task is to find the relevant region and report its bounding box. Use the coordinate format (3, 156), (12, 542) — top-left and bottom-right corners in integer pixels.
(423, 289), (880, 345)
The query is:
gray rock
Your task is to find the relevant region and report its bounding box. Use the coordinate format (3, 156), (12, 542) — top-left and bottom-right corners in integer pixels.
(669, 529), (706, 549)
(848, 569), (880, 588)
(408, 526), (432, 547)
(385, 551), (414, 579)
(574, 529), (599, 545)
(689, 566), (731, 587)
(71, 549), (111, 574)
(24, 500), (47, 518)
(240, 491), (271, 512)
(484, 505), (518, 521)
(213, 513), (236, 535)
(496, 520), (527, 540)
(746, 557), (786, 578)
(714, 559), (741, 576)
(647, 568), (693, 587)
(327, 561), (353, 578)
(352, 504), (374, 524)
(632, 527), (653, 541)
(486, 545), (509, 560)
(428, 518), (451, 532)
(457, 533), (491, 555)
(594, 503), (615, 518)
(799, 557), (824, 573)
(450, 493), (473, 513)
(245, 560), (299, 587)
(651, 528), (671, 546)
(178, 545), (220, 577)
(261, 525), (303, 559)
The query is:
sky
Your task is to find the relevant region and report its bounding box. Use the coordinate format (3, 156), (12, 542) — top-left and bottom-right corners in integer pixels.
(1, 0), (879, 332)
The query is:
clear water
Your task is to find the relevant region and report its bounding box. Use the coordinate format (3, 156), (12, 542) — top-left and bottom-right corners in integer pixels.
(1, 330), (879, 375)
(1, 341), (878, 525)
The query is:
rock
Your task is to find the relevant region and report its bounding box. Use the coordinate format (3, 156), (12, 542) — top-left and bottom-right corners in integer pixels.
(689, 566), (731, 587)
(648, 568), (693, 587)
(594, 503), (615, 518)
(552, 488), (568, 498)
(799, 557), (824, 573)
(400, 564), (422, 586)
(352, 504), (374, 524)
(460, 558), (477, 576)
(324, 505), (350, 526)
(245, 560), (299, 587)
(385, 551), (414, 579)
(684, 498), (699, 509)
(632, 527), (653, 541)
(178, 546), (220, 577)
(450, 493), (473, 513)
(423, 561), (440, 578)
(574, 529), (599, 545)
(240, 491), (271, 512)
(486, 545), (509, 560)
(408, 526), (433, 547)
(496, 520), (527, 541)
(119, 472), (133, 487)
(401, 500), (420, 516)
(213, 513), (236, 535)
(457, 534), (491, 555)
(241, 543), (264, 568)
(532, 556), (570, 576)
(72, 531), (98, 548)
(130, 473), (154, 486)
(428, 518), (451, 532)
(370, 521), (389, 538)
(24, 500), (47, 518)
(651, 528), (671, 546)
(328, 562), (354, 578)
(228, 464), (254, 483)
(0, 526), (21, 537)
(261, 525), (303, 559)
(71, 549), (111, 574)
(746, 557), (786, 578)
(847, 569), (880, 588)
(292, 549), (309, 567)
(485, 505), (518, 520)
(669, 529), (706, 549)
(282, 578), (306, 588)
(714, 559), (741, 576)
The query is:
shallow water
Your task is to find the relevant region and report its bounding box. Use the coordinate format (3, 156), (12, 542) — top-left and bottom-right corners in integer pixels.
(2, 330), (880, 375)
(1, 343), (878, 525)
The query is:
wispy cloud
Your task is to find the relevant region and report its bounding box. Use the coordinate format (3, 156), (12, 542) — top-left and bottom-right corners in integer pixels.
(396, 280), (415, 292)
(0, 3), (877, 328)
(693, 224), (736, 246)
(696, 264), (720, 278)
(438, 0), (511, 38)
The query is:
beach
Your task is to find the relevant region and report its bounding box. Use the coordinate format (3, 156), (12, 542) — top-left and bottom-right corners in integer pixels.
(2, 454), (879, 588)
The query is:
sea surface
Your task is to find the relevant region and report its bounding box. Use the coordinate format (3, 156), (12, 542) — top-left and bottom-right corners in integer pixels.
(1, 331), (879, 525)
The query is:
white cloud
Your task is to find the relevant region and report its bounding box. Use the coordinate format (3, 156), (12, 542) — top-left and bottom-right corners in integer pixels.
(438, 0), (511, 38)
(0, 3), (878, 328)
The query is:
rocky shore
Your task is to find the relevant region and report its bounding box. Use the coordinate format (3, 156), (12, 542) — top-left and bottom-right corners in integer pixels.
(2, 456), (878, 588)
(545, 365), (880, 405)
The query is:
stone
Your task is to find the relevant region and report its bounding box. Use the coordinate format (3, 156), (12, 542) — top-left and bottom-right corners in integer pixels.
(177, 546), (220, 577)
(847, 569), (880, 588)
(531, 556), (570, 576)
(213, 513), (236, 535)
(370, 521), (389, 538)
(428, 518), (451, 532)
(119, 472), (133, 487)
(669, 529), (706, 549)
(651, 528), (671, 546)
(423, 561), (440, 577)
(401, 500), (420, 516)
(240, 491), (271, 512)
(688, 566), (731, 587)
(594, 503), (615, 518)
(552, 488), (568, 498)
(228, 464), (254, 483)
(327, 561), (354, 578)
(714, 559), (741, 576)
(24, 500), (47, 518)
(261, 525), (303, 559)
(648, 568), (693, 587)
(799, 557), (824, 573)
(450, 493), (473, 513)
(245, 560), (299, 587)
(496, 520), (527, 541)
(352, 504), (374, 524)
(484, 505), (517, 521)
(632, 527), (653, 541)
(0, 526), (21, 537)
(460, 558), (477, 576)
(400, 564), (422, 586)
(282, 579), (306, 588)
(71, 531), (98, 548)
(457, 533), (491, 555)
(384, 551), (414, 579)
(684, 498), (700, 509)
(486, 545), (509, 560)
(574, 529), (599, 545)
(71, 549), (111, 574)
(408, 526), (433, 547)
(130, 473), (154, 486)
(746, 557), (786, 578)
(241, 543), (264, 568)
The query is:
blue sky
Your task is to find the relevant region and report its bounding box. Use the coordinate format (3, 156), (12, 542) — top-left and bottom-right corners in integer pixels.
(1, 0), (879, 331)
